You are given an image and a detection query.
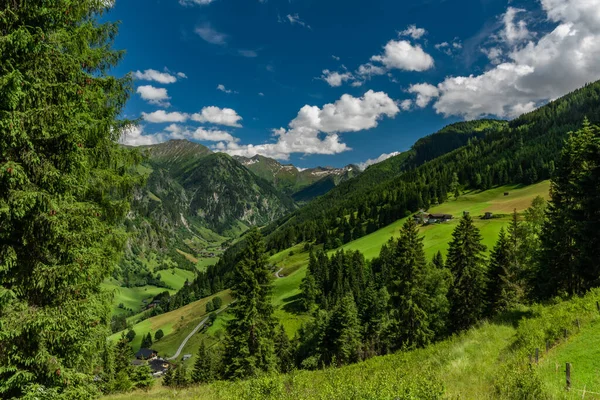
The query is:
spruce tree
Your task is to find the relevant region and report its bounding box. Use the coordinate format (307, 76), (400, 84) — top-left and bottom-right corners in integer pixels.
(387, 218), (434, 349)
(326, 295), (362, 366)
(447, 215), (487, 332)
(141, 332), (153, 349)
(274, 325), (294, 373)
(222, 228), (277, 379)
(192, 341), (213, 384)
(537, 121), (600, 297)
(0, 1), (140, 397)
(162, 366), (175, 387)
(486, 229), (511, 315)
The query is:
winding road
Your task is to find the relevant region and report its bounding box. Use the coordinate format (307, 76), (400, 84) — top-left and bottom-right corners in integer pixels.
(166, 305), (230, 361)
(275, 267), (284, 279)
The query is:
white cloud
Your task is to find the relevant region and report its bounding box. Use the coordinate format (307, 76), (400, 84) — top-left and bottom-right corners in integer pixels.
(137, 85), (171, 107)
(332, 55), (341, 61)
(120, 126), (164, 146)
(258, 92), (265, 96)
(433, 0), (600, 119)
(191, 106), (243, 127)
(179, 0), (216, 5)
(282, 13), (311, 29)
(399, 25), (427, 40)
(371, 40), (434, 72)
(177, 72), (188, 79)
(320, 69), (354, 87)
(217, 84), (237, 94)
(356, 63), (387, 78)
(120, 124), (238, 147)
(502, 7), (531, 44)
(195, 24), (227, 45)
(142, 110), (189, 123)
(217, 90), (400, 160)
(481, 47), (504, 64)
(357, 151), (401, 171)
(435, 39), (463, 56)
(408, 83), (440, 108)
(133, 69), (181, 84)
(400, 99), (413, 111)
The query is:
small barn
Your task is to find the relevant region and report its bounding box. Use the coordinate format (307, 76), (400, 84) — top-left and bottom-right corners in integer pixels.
(483, 212), (493, 220)
(135, 348), (157, 360)
(182, 354), (192, 361)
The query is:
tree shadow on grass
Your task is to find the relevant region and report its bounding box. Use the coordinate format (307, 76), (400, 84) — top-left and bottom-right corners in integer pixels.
(281, 293), (305, 314)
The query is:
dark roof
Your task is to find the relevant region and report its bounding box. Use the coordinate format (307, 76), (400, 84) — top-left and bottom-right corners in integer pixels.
(429, 214), (452, 219)
(149, 358), (170, 372)
(135, 348), (156, 359)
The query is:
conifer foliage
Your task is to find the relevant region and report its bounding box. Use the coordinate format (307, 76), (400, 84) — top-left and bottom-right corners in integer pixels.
(447, 215), (487, 332)
(0, 1), (139, 397)
(222, 228), (277, 379)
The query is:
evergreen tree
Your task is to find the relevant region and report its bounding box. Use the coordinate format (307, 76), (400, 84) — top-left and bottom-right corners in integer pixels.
(114, 334), (134, 377)
(154, 329), (164, 341)
(326, 295), (362, 366)
(387, 219), (434, 349)
(537, 121), (600, 297)
(300, 273), (318, 311)
(126, 329), (137, 343)
(222, 228), (277, 379)
(162, 366), (175, 387)
(130, 365), (154, 390)
(0, 1), (140, 397)
(174, 364), (188, 387)
(447, 215), (487, 332)
(486, 229), (511, 315)
(192, 341), (213, 384)
(432, 251), (445, 270)
(274, 325), (294, 373)
(141, 332), (153, 349)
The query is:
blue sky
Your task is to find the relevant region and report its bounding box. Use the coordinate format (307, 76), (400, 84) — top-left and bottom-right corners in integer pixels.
(112, 0), (600, 169)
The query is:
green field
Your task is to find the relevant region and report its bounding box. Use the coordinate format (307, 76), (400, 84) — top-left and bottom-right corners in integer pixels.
(341, 181), (551, 260)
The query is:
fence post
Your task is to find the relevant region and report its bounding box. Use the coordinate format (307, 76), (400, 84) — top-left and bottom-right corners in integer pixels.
(535, 348), (539, 364)
(566, 362), (571, 391)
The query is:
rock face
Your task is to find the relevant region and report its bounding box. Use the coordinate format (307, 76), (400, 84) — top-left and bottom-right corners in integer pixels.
(234, 154), (360, 202)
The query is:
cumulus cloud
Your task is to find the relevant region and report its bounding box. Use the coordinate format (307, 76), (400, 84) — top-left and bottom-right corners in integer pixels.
(217, 90), (400, 160)
(371, 40), (434, 72)
(238, 49), (258, 57)
(137, 85), (171, 107)
(195, 24), (227, 45)
(432, 0), (600, 119)
(481, 47), (504, 64)
(357, 151), (401, 171)
(435, 39), (463, 56)
(320, 70), (354, 87)
(408, 83), (440, 108)
(142, 110), (189, 123)
(399, 25), (427, 40)
(400, 99), (413, 111)
(120, 124), (238, 147)
(133, 69), (182, 84)
(191, 106), (243, 127)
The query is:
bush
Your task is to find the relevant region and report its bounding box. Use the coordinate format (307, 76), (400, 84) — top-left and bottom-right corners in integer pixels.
(154, 329), (164, 341)
(206, 302), (214, 313)
(126, 329), (136, 343)
(212, 296), (223, 310)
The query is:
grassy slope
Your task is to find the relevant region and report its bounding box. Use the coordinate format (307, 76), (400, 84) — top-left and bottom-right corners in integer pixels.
(109, 290), (233, 358)
(104, 291), (600, 399)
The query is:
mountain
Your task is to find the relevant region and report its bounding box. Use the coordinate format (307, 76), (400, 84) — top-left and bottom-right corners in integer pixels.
(117, 140), (296, 283)
(234, 154), (360, 201)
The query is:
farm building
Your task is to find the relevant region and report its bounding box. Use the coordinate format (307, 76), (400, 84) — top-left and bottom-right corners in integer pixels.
(135, 348), (157, 360)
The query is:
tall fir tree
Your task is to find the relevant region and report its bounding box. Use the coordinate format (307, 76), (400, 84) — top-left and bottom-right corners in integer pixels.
(0, 1), (140, 397)
(222, 228), (277, 379)
(537, 120), (600, 298)
(486, 229), (511, 316)
(192, 341), (213, 384)
(274, 325), (294, 373)
(387, 219), (434, 349)
(325, 295), (362, 366)
(447, 215), (487, 332)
